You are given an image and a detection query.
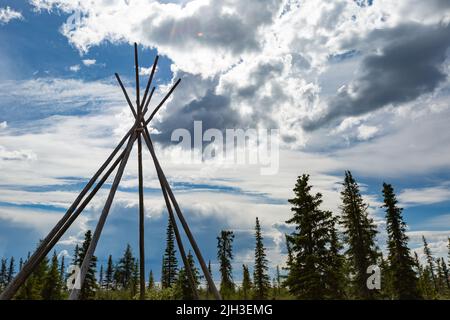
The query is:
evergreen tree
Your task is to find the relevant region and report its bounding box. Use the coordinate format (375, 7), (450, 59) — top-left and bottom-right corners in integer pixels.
(0, 258), (7, 289)
(217, 230), (235, 298)
(77, 230), (98, 300)
(175, 251), (200, 300)
(382, 183), (420, 299)
(241, 264), (252, 300)
(325, 219), (346, 299)
(161, 219), (178, 289)
(379, 255), (394, 299)
(59, 255), (65, 286)
(253, 217), (270, 299)
(7, 257), (15, 284)
(283, 235), (293, 277)
(148, 270), (155, 290)
(19, 258), (23, 271)
(286, 174), (342, 299)
(131, 261), (139, 297)
(339, 171), (379, 299)
(99, 265), (104, 289)
(73, 244), (80, 266)
(16, 242), (49, 300)
(440, 258), (450, 291)
(42, 251), (63, 300)
(105, 255), (114, 290)
(422, 236), (437, 291)
(115, 244), (136, 290)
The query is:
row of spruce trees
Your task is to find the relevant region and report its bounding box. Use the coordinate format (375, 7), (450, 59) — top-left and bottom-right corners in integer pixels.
(1, 171), (450, 299)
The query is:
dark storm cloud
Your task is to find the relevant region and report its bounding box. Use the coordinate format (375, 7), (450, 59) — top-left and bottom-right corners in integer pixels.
(152, 90), (240, 145)
(152, 59), (285, 145)
(304, 23), (450, 131)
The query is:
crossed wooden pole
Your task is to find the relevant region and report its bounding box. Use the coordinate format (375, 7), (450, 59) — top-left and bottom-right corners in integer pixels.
(0, 44), (221, 301)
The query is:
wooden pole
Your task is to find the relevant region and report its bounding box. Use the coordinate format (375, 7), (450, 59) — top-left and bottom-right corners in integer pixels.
(0, 126), (135, 300)
(158, 169), (200, 299)
(69, 130), (137, 300)
(145, 79), (181, 126)
(123, 75), (202, 299)
(135, 43), (141, 114)
(141, 55), (158, 109)
(137, 134), (146, 300)
(115, 73), (137, 118)
(141, 129), (222, 300)
(143, 87), (156, 115)
(135, 43), (146, 300)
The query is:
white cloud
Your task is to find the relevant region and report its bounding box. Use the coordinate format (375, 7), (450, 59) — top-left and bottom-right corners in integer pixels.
(399, 184), (450, 207)
(26, 1), (450, 154)
(82, 59), (96, 66)
(408, 230), (450, 263)
(69, 64), (80, 72)
(0, 6), (23, 24)
(357, 125), (379, 141)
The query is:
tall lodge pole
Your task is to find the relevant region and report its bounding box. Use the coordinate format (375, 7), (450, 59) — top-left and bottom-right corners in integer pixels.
(141, 130), (222, 300)
(69, 131), (138, 300)
(135, 43), (146, 300)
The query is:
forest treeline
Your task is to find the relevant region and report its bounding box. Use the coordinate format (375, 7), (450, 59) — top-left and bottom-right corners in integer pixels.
(1, 171), (449, 300)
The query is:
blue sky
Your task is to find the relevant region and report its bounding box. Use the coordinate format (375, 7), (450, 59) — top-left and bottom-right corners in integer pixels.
(1, 0), (450, 284)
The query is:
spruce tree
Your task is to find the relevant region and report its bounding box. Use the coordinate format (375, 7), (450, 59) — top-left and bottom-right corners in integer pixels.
(382, 183), (420, 299)
(77, 230), (98, 300)
(73, 244), (79, 266)
(241, 264), (252, 300)
(131, 261), (139, 297)
(422, 236), (437, 291)
(59, 255), (65, 287)
(42, 251), (63, 300)
(19, 258), (23, 271)
(148, 270), (155, 290)
(105, 255), (114, 290)
(339, 171), (379, 299)
(283, 235), (293, 277)
(325, 219), (346, 299)
(286, 174), (343, 299)
(0, 258), (7, 289)
(99, 265), (104, 289)
(16, 242), (49, 300)
(175, 251), (200, 300)
(161, 219), (178, 289)
(115, 244), (136, 290)
(217, 230), (235, 298)
(7, 257), (15, 285)
(440, 258), (450, 290)
(253, 217), (270, 299)
(379, 255), (394, 299)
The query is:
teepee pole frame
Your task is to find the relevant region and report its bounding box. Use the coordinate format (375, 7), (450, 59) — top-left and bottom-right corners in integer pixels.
(0, 43), (220, 301)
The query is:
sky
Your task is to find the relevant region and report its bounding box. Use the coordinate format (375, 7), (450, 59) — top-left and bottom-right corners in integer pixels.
(0, 0), (450, 284)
